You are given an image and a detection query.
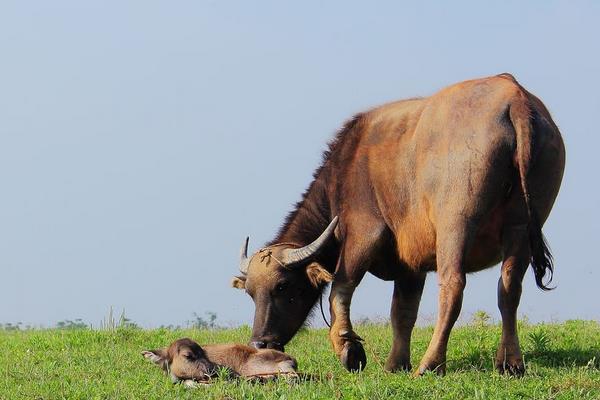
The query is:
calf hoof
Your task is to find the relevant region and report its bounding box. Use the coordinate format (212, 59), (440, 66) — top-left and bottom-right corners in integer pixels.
(340, 341), (367, 372)
(496, 360), (525, 377)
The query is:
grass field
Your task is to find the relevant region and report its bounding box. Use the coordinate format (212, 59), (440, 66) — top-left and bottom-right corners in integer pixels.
(1, 319), (599, 399)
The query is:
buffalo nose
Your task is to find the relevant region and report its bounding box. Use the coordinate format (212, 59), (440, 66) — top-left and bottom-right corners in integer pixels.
(250, 340), (266, 349)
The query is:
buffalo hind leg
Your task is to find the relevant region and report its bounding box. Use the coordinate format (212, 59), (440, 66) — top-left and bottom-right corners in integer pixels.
(496, 226), (529, 376)
(416, 227), (469, 375)
(385, 272), (426, 372)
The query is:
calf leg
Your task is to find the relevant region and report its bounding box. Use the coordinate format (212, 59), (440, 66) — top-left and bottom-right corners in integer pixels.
(496, 226), (529, 376)
(385, 272), (426, 372)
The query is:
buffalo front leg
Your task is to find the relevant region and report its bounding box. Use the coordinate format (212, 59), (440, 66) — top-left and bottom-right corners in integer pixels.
(496, 226), (529, 376)
(329, 281), (366, 371)
(329, 237), (378, 372)
(385, 272), (426, 372)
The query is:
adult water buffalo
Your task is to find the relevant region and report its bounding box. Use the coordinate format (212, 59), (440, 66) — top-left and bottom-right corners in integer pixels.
(231, 74), (565, 375)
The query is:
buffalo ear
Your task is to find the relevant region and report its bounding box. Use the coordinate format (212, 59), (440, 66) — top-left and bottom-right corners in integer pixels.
(306, 263), (333, 288)
(231, 275), (246, 289)
(142, 348), (169, 371)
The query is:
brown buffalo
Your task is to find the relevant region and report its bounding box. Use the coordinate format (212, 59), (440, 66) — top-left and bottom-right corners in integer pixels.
(143, 338), (297, 386)
(231, 73), (565, 375)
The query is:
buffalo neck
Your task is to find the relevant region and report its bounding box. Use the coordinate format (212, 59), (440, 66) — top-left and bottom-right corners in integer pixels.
(269, 166), (339, 271)
(267, 115), (365, 272)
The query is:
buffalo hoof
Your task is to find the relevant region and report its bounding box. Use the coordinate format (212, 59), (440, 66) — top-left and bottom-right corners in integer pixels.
(340, 340), (367, 372)
(414, 359), (446, 376)
(384, 359), (411, 373)
(496, 360), (525, 377)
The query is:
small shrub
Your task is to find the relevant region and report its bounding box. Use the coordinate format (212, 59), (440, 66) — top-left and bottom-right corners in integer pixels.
(56, 319), (88, 330)
(0, 322), (23, 331)
(471, 310), (491, 328)
(528, 328), (551, 354)
(119, 316), (140, 330)
(189, 312), (218, 329)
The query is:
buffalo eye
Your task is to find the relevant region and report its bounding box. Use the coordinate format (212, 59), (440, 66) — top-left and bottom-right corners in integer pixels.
(275, 281), (289, 293)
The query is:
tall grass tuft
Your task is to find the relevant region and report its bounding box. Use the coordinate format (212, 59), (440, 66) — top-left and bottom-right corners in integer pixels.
(99, 307), (139, 331)
(470, 310), (493, 370)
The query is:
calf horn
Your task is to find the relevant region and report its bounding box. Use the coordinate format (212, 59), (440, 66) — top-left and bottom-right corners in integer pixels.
(239, 236), (250, 274)
(281, 216), (339, 267)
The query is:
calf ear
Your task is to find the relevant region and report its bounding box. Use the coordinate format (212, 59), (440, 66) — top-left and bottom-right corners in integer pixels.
(142, 348), (169, 370)
(231, 275), (246, 289)
(306, 263), (333, 288)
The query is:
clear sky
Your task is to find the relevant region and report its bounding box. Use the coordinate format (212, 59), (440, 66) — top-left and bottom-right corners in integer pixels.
(1, 1), (598, 328)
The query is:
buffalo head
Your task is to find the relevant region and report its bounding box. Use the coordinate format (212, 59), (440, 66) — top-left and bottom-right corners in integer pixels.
(231, 217), (338, 351)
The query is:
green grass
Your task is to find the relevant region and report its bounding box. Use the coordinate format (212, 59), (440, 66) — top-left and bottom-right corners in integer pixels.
(1, 320), (599, 399)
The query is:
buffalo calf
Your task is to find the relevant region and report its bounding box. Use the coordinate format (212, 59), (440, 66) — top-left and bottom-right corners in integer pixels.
(142, 338), (297, 386)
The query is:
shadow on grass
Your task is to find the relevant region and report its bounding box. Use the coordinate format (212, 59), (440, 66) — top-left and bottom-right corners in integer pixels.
(526, 348), (600, 368)
(447, 347), (600, 373)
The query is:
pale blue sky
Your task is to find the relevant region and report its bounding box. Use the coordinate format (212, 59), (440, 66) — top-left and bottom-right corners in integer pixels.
(0, 1), (598, 328)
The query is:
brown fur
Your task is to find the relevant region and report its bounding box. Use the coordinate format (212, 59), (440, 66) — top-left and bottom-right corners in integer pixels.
(142, 338), (297, 384)
(233, 74), (565, 375)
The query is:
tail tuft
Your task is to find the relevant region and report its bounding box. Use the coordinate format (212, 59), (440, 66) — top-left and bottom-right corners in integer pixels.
(529, 212), (555, 290)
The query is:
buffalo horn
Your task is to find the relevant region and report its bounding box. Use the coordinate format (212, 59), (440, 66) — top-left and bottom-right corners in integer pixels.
(239, 236), (250, 274)
(282, 216), (339, 267)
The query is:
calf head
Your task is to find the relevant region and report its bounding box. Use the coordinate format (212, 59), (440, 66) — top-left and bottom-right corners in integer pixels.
(231, 217), (338, 351)
(142, 338), (218, 383)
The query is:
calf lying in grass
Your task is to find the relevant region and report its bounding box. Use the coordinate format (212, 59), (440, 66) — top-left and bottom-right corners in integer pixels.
(142, 338), (298, 386)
